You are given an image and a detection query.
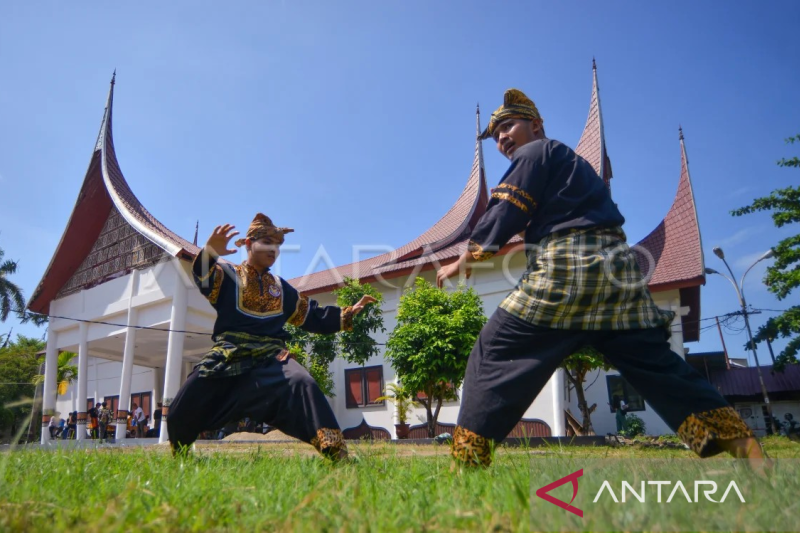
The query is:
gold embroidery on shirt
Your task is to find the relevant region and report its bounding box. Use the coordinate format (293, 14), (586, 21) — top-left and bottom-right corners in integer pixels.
(288, 295), (310, 326)
(208, 265), (224, 305)
(491, 192), (531, 214)
(468, 240), (496, 261)
(234, 264), (284, 318)
(495, 183), (535, 206)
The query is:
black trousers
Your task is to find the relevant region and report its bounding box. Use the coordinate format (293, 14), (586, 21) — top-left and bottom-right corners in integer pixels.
(457, 308), (748, 456)
(168, 358), (340, 450)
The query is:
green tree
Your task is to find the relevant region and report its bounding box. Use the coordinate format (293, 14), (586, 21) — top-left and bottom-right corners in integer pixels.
(385, 278), (486, 437)
(0, 245), (48, 326)
(285, 325), (336, 397)
(732, 133), (800, 370)
(0, 246), (25, 323)
(285, 278), (384, 397)
(0, 335), (44, 442)
(32, 351), (78, 397)
(562, 346), (612, 436)
(335, 278), (385, 366)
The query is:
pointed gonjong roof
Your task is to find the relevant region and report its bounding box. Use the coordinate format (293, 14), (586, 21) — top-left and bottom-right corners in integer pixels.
(575, 58), (613, 190)
(632, 127), (705, 340)
(28, 75), (200, 314)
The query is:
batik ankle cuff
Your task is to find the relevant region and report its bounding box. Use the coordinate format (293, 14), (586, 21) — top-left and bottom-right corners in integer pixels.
(451, 425), (493, 467)
(311, 428), (348, 459)
(677, 406), (755, 458)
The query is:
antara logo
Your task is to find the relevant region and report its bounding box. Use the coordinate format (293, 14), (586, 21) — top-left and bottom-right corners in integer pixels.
(535, 469), (584, 517)
(593, 480), (746, 503)
(536, 471), (746, 517)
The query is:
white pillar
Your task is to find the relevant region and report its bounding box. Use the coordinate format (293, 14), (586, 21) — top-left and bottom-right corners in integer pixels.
(159, 268), (188, 443)
(40, 327), (59, 444)
(76, 322), (89, 441)
(116, 308), (138, 439)
(552, 369), (566, 437)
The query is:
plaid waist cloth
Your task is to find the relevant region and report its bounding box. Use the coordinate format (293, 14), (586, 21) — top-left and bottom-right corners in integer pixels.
(499, 226), (676, 331)
(195, 331), (287, 378)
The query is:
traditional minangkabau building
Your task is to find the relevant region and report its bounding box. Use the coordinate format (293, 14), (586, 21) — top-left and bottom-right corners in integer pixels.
(31, 62), (705, 444)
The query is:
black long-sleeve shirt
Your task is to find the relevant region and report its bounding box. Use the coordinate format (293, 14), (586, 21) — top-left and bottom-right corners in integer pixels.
(192, 250), (353, 339)
(468, 138), (625, 259)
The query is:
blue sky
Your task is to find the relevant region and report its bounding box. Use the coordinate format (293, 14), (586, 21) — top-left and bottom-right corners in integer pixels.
(1, 1), (798, 362)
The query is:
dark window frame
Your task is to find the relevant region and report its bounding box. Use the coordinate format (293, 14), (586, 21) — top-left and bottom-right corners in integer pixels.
(130, 391), (153, 422)
(344, 365), (385, 408)
(606, 375), (645, 413)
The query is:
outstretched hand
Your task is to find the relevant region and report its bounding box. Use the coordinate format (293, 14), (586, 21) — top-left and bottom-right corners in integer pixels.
(205, 224), (240, 257)
(352, 295), (378, 315)
(436, 257), (471, 288)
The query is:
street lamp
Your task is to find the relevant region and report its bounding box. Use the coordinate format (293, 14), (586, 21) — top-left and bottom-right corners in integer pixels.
(705, 247), (775, 431)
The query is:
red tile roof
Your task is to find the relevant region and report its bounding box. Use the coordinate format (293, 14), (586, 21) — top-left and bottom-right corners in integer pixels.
(575, 59), (613, 190)
(28, 76), (200, 313)
(632, 129), (705, 292)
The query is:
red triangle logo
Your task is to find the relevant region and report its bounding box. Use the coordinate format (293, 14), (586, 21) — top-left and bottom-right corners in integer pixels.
(535, 469), (584, 517)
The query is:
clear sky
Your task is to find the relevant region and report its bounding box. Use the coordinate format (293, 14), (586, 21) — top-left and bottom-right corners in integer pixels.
(1, 1), (798, 363)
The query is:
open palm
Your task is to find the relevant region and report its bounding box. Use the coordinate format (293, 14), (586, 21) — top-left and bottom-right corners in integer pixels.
(205, 224), (240, 257)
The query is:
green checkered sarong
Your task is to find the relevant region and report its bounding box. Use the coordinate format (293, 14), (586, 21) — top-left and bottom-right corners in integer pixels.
(500, 227), (675, 330)
(195, 331), (287, 378)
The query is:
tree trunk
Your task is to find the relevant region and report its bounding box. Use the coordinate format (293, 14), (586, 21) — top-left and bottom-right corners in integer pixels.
(565, 367), (596, 436)
(424, 388), (435, 437)
(573, 383), (596, 436)
(428, 396), (444, 438)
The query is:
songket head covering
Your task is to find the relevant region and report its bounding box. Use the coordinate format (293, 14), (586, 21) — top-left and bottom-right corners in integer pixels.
(234, 213), (294, 247)
(479, 88), (544, 140)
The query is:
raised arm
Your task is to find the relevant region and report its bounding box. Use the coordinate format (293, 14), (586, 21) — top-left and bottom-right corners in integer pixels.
(192, 224), (240, 304)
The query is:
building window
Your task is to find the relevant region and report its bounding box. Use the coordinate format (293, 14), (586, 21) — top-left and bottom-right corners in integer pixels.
(345, 366), (385, 408)
(606, 375), (645, 412)
(103, 395), (120, 416)
(86, 398), (95, 412)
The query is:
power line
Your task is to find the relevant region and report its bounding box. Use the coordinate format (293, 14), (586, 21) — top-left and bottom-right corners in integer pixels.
(7, 307), (769, 346)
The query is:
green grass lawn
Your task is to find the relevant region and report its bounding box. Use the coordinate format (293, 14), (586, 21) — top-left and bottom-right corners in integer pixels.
(1, 437), (799, 533)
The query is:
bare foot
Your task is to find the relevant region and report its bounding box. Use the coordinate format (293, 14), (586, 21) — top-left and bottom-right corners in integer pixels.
(719, 437), (773, 479)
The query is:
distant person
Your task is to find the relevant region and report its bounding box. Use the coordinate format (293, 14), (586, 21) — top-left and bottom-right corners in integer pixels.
(48, 412), (61, 439)
(152, 402), (163, 438)
(62, 411), (77, 440)
(133, 403), (145, 438)
(88, 403), (100, 439)
(612, 395), (629, 434)
(98, 401), (112, 442)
